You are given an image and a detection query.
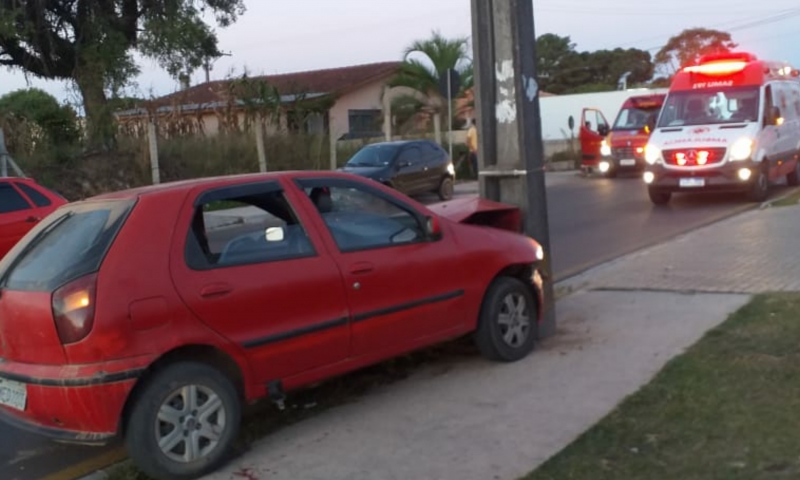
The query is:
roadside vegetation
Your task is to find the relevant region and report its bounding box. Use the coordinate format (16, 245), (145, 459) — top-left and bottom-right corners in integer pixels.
(523, 293), (800, 480)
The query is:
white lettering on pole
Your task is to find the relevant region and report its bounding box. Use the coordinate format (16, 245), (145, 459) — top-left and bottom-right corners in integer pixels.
(495, 60), (517, 123)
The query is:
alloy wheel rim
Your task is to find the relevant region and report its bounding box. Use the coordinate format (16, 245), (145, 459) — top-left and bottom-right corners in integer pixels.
(155, 384), (227, 463)
(497, 292), (531, 348)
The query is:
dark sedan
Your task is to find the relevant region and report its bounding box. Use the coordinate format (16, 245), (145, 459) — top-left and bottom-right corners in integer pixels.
(341, 140), (456, 201)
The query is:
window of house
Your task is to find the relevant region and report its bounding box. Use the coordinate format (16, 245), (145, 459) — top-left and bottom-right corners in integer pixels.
(0, 182), (31, 213)
(348, 109), (381, 134)
(300, 180), (426, 252)
(185, 182), (315, 269)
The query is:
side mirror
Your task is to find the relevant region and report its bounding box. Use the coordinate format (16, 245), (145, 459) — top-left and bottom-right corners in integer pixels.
(598, 124), (609, 136)
(424, 216), (441, 239)
(265, 226), (285, 243)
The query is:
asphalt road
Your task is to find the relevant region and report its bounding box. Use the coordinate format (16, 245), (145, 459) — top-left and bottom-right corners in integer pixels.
(2, 170), (790, 480)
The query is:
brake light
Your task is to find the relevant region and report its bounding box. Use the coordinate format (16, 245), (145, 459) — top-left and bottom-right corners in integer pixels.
(684, 61), (747, 75)
(52, 273), (97, 344)
(676, 152), (687, 166)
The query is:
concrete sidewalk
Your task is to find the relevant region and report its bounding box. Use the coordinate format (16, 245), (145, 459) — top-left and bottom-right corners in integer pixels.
(195, 205), (800, 480)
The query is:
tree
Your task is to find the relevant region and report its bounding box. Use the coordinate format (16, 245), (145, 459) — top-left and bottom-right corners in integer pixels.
(655, 28), (737, 75)
(585, 48), (654, 89)
(0, 1), (246, 149)
(388, 31), (472, 143)
(0, 88), (78, 145)
(535, 34), (578, 93)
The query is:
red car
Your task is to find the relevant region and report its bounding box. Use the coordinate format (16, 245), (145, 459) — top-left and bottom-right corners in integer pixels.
(0, 171), (545, 480)
(0, 177), (66, 259)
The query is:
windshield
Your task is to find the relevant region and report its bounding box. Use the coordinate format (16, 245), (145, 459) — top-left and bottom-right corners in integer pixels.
(657, 86), (761, 128)
(613, 107), (661, 131)
(346, 144), (399, 167)
(0, 199), (134, 292)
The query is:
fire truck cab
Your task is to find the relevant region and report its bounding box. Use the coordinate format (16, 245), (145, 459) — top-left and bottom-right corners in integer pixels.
(597, 93), (666, 177)
(643, 52), (800, 205)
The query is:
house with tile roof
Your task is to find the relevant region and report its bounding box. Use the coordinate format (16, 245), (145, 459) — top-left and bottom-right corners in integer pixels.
(116, 62), (401, 140)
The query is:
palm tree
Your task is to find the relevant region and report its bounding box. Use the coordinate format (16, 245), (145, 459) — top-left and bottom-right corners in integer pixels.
(387, 31), (473, 144)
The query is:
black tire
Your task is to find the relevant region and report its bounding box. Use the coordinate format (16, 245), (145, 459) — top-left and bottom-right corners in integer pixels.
(474, 276), (538, 362)
(605, 169), (617, 178)
(438, 176), (455, 201)
(125, 362), (242, 480)
(648, 188), (671, 205)
(747, 167), (769, 203)
(787, 160), (800, 187)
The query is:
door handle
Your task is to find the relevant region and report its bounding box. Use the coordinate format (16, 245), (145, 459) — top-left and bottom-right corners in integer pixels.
(348, 262), (374, 275)
(26, 216), (40, 223)
(200, 283), (233, 298)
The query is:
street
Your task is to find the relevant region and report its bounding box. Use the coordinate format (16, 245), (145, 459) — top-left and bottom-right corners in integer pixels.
(0, 171), (789, 480)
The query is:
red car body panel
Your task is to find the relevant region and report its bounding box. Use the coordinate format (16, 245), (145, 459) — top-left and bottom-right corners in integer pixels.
(0, 178), (66, 259)
(0, 171), (544, 441)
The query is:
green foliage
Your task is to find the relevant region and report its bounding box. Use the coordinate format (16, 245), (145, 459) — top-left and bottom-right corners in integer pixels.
(388, 30), (473, 130)
(0, 88), (79, 145)
(655, 28), (737, 74)
(536, 34), (654, 94)
(0, 1), (246, 148)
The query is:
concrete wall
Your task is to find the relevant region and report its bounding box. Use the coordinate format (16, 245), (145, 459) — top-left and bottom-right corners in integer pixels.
(328, 79), (387, 138)
(539, 88), (669, 141)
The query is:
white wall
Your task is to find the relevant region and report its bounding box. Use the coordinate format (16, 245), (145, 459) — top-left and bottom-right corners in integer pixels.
(539, 88), (669, 141)
(328, 79), (386, 138)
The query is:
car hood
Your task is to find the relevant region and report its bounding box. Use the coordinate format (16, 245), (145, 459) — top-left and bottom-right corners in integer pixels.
(339, 166), (386, 178)
(428, 197), (522, 233)
(609, 129), (650, 146)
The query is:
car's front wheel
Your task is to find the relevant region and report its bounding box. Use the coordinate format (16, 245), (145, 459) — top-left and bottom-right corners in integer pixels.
(125, 362), (241, 480)
(437, 176), (455, 201)
(474, 277), (537, 362)
(648, 188), (671, 205)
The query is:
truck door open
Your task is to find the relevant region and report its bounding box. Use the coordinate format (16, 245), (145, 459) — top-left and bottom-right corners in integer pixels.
(579, 108), (610, 171)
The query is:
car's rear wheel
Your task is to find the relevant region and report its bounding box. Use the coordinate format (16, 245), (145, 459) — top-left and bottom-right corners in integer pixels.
(125, 362), (241, 480)
(437, 176), (455, 201)
(474, 277), (537, 362)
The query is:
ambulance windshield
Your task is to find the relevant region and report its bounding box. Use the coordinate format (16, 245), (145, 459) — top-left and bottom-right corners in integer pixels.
(613, 107), (661, 131)
(657, 86), (761, 128)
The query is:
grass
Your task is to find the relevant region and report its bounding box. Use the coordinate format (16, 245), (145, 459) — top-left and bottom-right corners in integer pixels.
(770, 188), (800, 208)
(522, 293), (800, 480)
(106, 337), (479, 480)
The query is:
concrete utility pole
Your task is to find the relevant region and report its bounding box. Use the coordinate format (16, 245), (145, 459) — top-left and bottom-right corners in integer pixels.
(471, 0), (556, 337)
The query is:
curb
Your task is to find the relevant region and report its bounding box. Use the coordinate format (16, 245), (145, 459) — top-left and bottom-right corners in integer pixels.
(759, 186), (800, 209)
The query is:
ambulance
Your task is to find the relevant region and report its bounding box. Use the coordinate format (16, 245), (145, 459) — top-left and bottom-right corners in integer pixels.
(597, 93), (666, 177)
(642, 52), (800, 204)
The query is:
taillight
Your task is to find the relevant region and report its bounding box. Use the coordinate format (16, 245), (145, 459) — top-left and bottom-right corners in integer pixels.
(52, 273), (97, 344)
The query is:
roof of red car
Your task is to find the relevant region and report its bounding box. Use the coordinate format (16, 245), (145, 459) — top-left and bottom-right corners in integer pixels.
(89, 170), (352, 201)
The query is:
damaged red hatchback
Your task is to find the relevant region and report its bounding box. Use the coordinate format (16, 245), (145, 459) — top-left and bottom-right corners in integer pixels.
(0, 171), (545, 480)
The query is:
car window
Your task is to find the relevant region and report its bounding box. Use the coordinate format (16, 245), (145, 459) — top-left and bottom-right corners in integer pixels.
(302, 182), (425, 252)
(185, 183), (315, 270)
(16, 183), (53, 207)
(398, 146), (422, 167)
(422, 143), (445, 163)
(0, 182), (31, 214)
(0, 200), (134, 292)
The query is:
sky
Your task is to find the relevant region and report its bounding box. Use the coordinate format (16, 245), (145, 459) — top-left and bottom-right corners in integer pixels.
(1, 0), (799, 106)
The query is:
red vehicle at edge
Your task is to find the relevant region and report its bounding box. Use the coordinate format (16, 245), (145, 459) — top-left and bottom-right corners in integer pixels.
(579, 93), (666, 176)
(0, 177), (67, 259)
(0, 171), (545, 480)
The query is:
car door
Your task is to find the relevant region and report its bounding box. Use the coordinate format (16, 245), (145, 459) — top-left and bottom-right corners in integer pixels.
(393, 145), (426, 194)
(0, 181), (37, 258)
(762, 84), (786, 179)
(292, 176), (468, 358)
(421, 142), (447, 191)
(580, 108), (610, 166)
(169, 179), (351, 385)
(13, 181), (58, 223)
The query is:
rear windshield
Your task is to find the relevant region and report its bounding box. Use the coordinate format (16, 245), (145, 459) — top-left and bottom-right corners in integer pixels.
(0, 199), (135, 292)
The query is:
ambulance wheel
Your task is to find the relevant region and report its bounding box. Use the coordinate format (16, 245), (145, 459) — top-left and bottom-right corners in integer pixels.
(787, 160), (800, 187)
(648, 188), (671, 205)
(747, 168), (769, 203)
